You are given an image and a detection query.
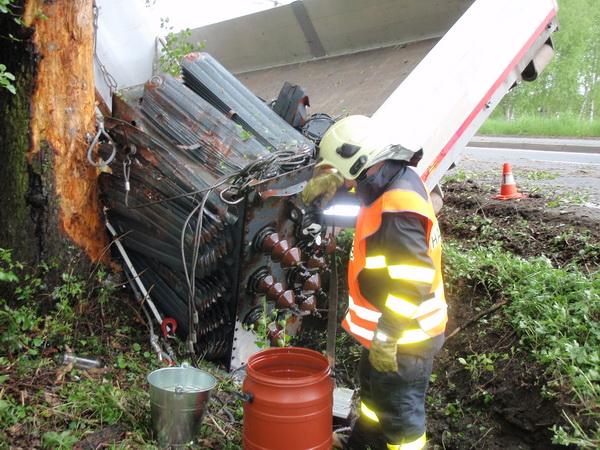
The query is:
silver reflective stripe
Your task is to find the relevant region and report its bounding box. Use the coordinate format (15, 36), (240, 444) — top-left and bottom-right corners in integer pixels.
(344, 312), (375, 341)
(388, 284), (445, 319)
(348, 296), (381, 322)
(385, 293), (419, 318)
(413, 297), (446, 319)
(361, 402), (380, 422)
(374, 330), (389, 342)
(396, 328), (431, 345)
(387, 432), (427, 450)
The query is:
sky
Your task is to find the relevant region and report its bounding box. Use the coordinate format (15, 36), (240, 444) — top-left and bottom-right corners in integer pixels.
(142, 0), (296, 33)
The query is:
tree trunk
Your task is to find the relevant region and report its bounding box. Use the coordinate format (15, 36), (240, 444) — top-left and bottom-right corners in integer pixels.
(0, 0), (107, 268)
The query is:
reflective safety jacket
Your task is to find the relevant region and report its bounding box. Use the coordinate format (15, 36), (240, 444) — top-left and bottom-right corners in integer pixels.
(342, 167), (447, 349)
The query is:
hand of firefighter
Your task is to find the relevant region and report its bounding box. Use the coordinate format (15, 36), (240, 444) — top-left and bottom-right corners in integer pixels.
(368, 330), (398, 372)
(301, 169), (345, 206)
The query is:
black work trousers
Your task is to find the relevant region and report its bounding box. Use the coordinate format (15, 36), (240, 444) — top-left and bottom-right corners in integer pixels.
(347, 336), (443, 450)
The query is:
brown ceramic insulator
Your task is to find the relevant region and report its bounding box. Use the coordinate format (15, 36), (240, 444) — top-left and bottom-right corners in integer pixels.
(281, 247), (302, 267)
(267, 282), (284, 302)
(303, 274), (321, 291)
(257, 275), (274, 293)
(268, 327), (284, 343)
(272, 239), (290, 261)
(307, 256), (326, 269)
(300, 296), (316, 312)
(261, 232), (279, 252)
(276, 290), (296, 309)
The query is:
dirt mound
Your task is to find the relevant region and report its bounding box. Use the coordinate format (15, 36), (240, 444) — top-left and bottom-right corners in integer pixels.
(428, 300), (570, 449)
(440, 179), (600, 271)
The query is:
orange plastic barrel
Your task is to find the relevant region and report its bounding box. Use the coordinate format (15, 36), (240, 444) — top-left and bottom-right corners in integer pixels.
(242, 347), (333, 450)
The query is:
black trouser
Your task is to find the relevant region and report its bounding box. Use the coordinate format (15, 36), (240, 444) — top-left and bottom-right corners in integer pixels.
(347, 335), (444, 450)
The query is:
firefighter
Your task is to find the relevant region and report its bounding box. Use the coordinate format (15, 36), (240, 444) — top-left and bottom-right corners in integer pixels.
(302, 115), (447, 450)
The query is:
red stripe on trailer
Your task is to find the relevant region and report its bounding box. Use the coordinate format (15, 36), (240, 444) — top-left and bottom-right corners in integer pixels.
(422, 8), (557, 183)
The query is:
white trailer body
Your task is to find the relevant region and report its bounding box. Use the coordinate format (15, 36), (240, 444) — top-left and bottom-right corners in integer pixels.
(372, 0), (559, 191)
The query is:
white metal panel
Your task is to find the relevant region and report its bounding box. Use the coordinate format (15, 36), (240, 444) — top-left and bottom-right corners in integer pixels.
(189, 0), (474, 73)
(192, 6), (309, 74)
(372, 0), (558, 190)
(307, 0), (472, 59)
(94, 0), (157, 107)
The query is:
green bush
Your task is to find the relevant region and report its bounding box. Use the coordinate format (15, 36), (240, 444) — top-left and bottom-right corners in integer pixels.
(445, 242), (600, 447)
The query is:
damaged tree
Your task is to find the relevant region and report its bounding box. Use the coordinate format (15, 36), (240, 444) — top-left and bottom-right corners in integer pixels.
(0, 0), (106, 268)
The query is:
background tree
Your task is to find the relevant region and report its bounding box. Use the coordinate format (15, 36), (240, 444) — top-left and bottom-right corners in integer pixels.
(0, 0), (106, 269)
(494, 0), (600, 122)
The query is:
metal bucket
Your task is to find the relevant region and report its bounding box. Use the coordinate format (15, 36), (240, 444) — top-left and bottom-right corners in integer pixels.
(147, 364), (217, 448)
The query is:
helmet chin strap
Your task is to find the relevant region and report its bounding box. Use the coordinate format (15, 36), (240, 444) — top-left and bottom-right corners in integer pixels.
(357, 169), (369, 182)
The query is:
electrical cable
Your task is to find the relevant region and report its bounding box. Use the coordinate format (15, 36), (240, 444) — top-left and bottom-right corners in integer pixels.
(177, 148), (311, 355)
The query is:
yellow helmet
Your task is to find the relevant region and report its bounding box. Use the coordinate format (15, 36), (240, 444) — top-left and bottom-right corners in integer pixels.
(317, 115), (415, 180)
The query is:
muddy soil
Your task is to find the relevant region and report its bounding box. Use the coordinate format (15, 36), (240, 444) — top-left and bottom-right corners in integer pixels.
(439, 179), (600, 271)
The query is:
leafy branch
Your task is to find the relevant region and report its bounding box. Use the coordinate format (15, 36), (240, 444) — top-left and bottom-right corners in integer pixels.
(246, 297), (292, 348)
(159, 17), (205, 77)
(0, 0), (12, 14)
(0, 0), (17, 94)
(0, 64), (15, 94)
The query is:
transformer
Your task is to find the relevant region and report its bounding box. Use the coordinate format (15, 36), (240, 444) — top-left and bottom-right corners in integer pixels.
(100, 53), (333, 369)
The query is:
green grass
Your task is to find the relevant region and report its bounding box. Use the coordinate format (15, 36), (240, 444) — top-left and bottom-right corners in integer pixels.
(0, 249), (242, 449)
(445, 242), (600, 448)
(522, 170), (559, 181)
(480, 114), (600, 137)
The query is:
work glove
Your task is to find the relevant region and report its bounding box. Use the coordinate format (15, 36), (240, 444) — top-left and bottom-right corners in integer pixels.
(368, 330), (398, 372)
(301, 169), (344, 206)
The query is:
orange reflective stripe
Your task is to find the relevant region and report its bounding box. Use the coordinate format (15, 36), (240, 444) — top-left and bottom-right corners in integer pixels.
(343, 312), (375, 342)
(358, 190), (434, 240)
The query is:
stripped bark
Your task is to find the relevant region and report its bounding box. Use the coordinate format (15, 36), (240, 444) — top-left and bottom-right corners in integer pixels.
(0, 0), (106, 268)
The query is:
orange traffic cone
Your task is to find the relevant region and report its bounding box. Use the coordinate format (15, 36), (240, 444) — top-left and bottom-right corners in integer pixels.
(493, 163), (526, 200)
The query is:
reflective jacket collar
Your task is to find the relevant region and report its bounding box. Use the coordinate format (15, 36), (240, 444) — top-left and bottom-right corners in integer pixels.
(356, 160), (408, 206)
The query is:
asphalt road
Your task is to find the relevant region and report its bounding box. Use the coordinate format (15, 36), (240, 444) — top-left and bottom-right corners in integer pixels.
(468, 136), (600, 154)
(452, 145), (600, 219)
(464, 146), (600, 167)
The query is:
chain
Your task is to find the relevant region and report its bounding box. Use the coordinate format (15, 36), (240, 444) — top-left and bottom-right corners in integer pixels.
(122, 144), (136, 206)
(87, 113), (117, 167)
(93, 1), (118, 95)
